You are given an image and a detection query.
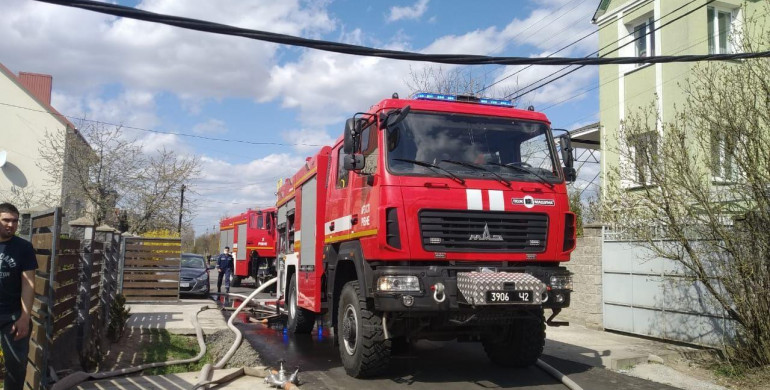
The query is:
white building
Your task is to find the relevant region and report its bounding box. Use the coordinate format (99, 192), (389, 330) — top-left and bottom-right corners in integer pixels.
(0, 61), (89, 230)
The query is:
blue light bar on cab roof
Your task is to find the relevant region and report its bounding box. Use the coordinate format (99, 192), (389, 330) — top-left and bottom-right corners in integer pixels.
(413, 92), (513, 107)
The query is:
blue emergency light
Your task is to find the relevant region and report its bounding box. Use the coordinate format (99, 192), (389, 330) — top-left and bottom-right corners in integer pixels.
(413, 92), (513, 107)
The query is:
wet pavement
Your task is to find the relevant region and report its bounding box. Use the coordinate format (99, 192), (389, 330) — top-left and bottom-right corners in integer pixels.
(210, 278), (681, 390)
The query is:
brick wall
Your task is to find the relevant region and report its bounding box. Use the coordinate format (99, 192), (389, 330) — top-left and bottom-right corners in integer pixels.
(560, 223), (603, 329)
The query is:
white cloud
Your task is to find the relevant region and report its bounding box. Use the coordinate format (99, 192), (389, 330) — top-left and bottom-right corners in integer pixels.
(0, 0), (335, 99)
(485, 65), (597, 108)
(263, 51), (412, 126)
(51, 89), (161, 131)
(191, 153), (305, 231)
(138, 133), (191, 155)
(281, 129), (337, 153)
(193, 119), (228, 135)
(387, 0), (430, 23)
(500, 0), (598, 56)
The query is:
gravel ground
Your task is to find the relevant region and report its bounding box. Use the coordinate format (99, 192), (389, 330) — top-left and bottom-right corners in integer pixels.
(205, 329), (262, 368)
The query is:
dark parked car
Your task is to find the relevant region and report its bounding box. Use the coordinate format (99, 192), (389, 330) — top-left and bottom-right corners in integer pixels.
(179, 253), (210, 297)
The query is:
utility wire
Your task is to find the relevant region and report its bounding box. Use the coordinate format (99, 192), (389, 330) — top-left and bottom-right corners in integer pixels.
(0, 101), (327, 148)
(35, 0), (770, 66)
(477, 0), (596, 93)
(508, 0), (714, 101)
(482, 0), (700, 95)
(541, 18), (732, 114)
(483, 0), (585, 62)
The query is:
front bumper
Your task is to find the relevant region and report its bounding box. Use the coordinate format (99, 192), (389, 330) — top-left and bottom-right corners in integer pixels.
(371, 265), (570, 313)
(179, 277), (210, 295)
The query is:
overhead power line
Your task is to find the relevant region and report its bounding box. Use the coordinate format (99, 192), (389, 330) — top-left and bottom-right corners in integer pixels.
(0, 101), (326, 148)
(36, 0), (770, 66)
(508, 0), (715, 101)
(482, 0), (701, 95)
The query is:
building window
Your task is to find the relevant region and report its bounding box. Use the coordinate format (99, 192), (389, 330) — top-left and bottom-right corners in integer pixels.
(708, 6), (737, 54)
(633, 17), (655, 59)
(710, 126), (738, 181)
(629, 131), (658, 184)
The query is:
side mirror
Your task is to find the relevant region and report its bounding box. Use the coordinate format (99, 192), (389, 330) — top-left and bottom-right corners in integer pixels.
(558, 135), (574, 169)
(343, 118), (358, 154)
(344, 154), (365, 171)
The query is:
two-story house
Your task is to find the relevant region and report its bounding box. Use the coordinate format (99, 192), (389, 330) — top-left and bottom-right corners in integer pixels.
(590, 0), (768, 346)
(594, 0), (763, 190)
(0, 61), (90, 232)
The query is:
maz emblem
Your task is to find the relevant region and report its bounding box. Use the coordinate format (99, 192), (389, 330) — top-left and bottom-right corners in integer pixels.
(469, 223), (503, 241)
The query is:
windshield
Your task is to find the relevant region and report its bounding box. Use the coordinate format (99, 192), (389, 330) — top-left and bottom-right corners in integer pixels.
(181, 255), (206, 269)
(386, 112), (561, 183)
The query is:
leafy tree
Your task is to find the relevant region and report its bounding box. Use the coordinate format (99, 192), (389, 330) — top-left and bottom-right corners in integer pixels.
(604, 15), (770, 366)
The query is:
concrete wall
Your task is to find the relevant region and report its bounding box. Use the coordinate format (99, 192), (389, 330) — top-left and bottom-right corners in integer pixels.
(560, 224), (603, 329)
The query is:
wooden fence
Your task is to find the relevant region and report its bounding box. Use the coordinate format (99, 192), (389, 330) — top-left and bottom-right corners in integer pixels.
(119, 237), (181, 302)
(25, 208), (81, 389)
(21, 208), (183, 388)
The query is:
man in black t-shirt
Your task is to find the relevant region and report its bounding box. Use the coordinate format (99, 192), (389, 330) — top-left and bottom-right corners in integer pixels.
(0, 203), (38, 390)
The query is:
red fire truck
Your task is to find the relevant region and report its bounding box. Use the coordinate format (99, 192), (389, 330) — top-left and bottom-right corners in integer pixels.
(274, 92), (577, 377)
(219, 208), (277, 287)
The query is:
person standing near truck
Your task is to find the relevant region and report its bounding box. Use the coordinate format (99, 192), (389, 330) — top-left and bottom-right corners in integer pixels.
(0, 203), (37, 390)
(216, 246), (234, 294)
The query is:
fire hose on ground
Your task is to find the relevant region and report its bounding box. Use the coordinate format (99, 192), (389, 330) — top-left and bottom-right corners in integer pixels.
(193, 276), (299, 390)
(51, 276), (298, 390)
(51, 305), (210, 390)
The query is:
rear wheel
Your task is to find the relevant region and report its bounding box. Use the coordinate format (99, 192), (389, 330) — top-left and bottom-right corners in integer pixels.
(483, 308), (545, 367)
(231, 276), (242, 287)
(287, 277), (315, 333)
(337, 281), (391, 377)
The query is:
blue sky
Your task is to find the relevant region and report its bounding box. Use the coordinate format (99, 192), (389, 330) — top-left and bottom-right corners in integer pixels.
(0, 0), (600, 234)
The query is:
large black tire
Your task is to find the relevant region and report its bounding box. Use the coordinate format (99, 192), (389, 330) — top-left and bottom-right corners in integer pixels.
(337, 281), (391, 377)
(482, 308), (545, 367)
(232, 276), (242, 287)
(287, 277), (315, 334)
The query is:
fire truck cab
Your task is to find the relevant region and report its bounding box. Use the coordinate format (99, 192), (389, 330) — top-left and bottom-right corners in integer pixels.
(275, 93), (576, 377)
(219, 208), (277, 287)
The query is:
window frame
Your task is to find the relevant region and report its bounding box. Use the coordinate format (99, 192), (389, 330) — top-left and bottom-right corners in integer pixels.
(336, 146), (349, 189)
(628, 131), (658, 186)
(710, 125), (739, 183)
(632, 17), (655, 65)
(707, 5), (738, 55)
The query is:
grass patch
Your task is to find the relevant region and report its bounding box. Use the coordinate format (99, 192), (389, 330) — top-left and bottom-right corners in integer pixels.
(713, 362), (746, 378)
(141, 329), (212, 375)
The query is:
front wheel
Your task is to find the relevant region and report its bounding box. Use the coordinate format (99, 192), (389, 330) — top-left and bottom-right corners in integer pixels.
(287, 277), (315, 334)
(337, 281), (391, 377)
(232, 276), (242, 287)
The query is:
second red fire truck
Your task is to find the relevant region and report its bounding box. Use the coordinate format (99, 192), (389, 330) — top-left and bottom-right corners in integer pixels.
(219, 208), (278, 287)
(274, 92), (577, 377)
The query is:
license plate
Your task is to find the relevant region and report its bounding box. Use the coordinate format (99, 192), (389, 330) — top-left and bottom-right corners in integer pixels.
(486, 290), (533, 303)
(180, 282), (190, 288)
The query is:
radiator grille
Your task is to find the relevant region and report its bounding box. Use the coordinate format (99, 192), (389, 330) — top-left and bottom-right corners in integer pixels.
(419, 210), (548, 252)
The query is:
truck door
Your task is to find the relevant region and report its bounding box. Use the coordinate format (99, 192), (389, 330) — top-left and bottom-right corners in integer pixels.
(326, 146), (352, 243)
(349, 121), (379, 245)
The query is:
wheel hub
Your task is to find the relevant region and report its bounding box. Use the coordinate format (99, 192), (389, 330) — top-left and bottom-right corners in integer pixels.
(342, 305), (358, 355)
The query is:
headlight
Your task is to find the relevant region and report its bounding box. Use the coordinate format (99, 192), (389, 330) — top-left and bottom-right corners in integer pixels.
(377, 276), (420, 292)
(550, 275), (573, 290)
(196, 272), (208, 281)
